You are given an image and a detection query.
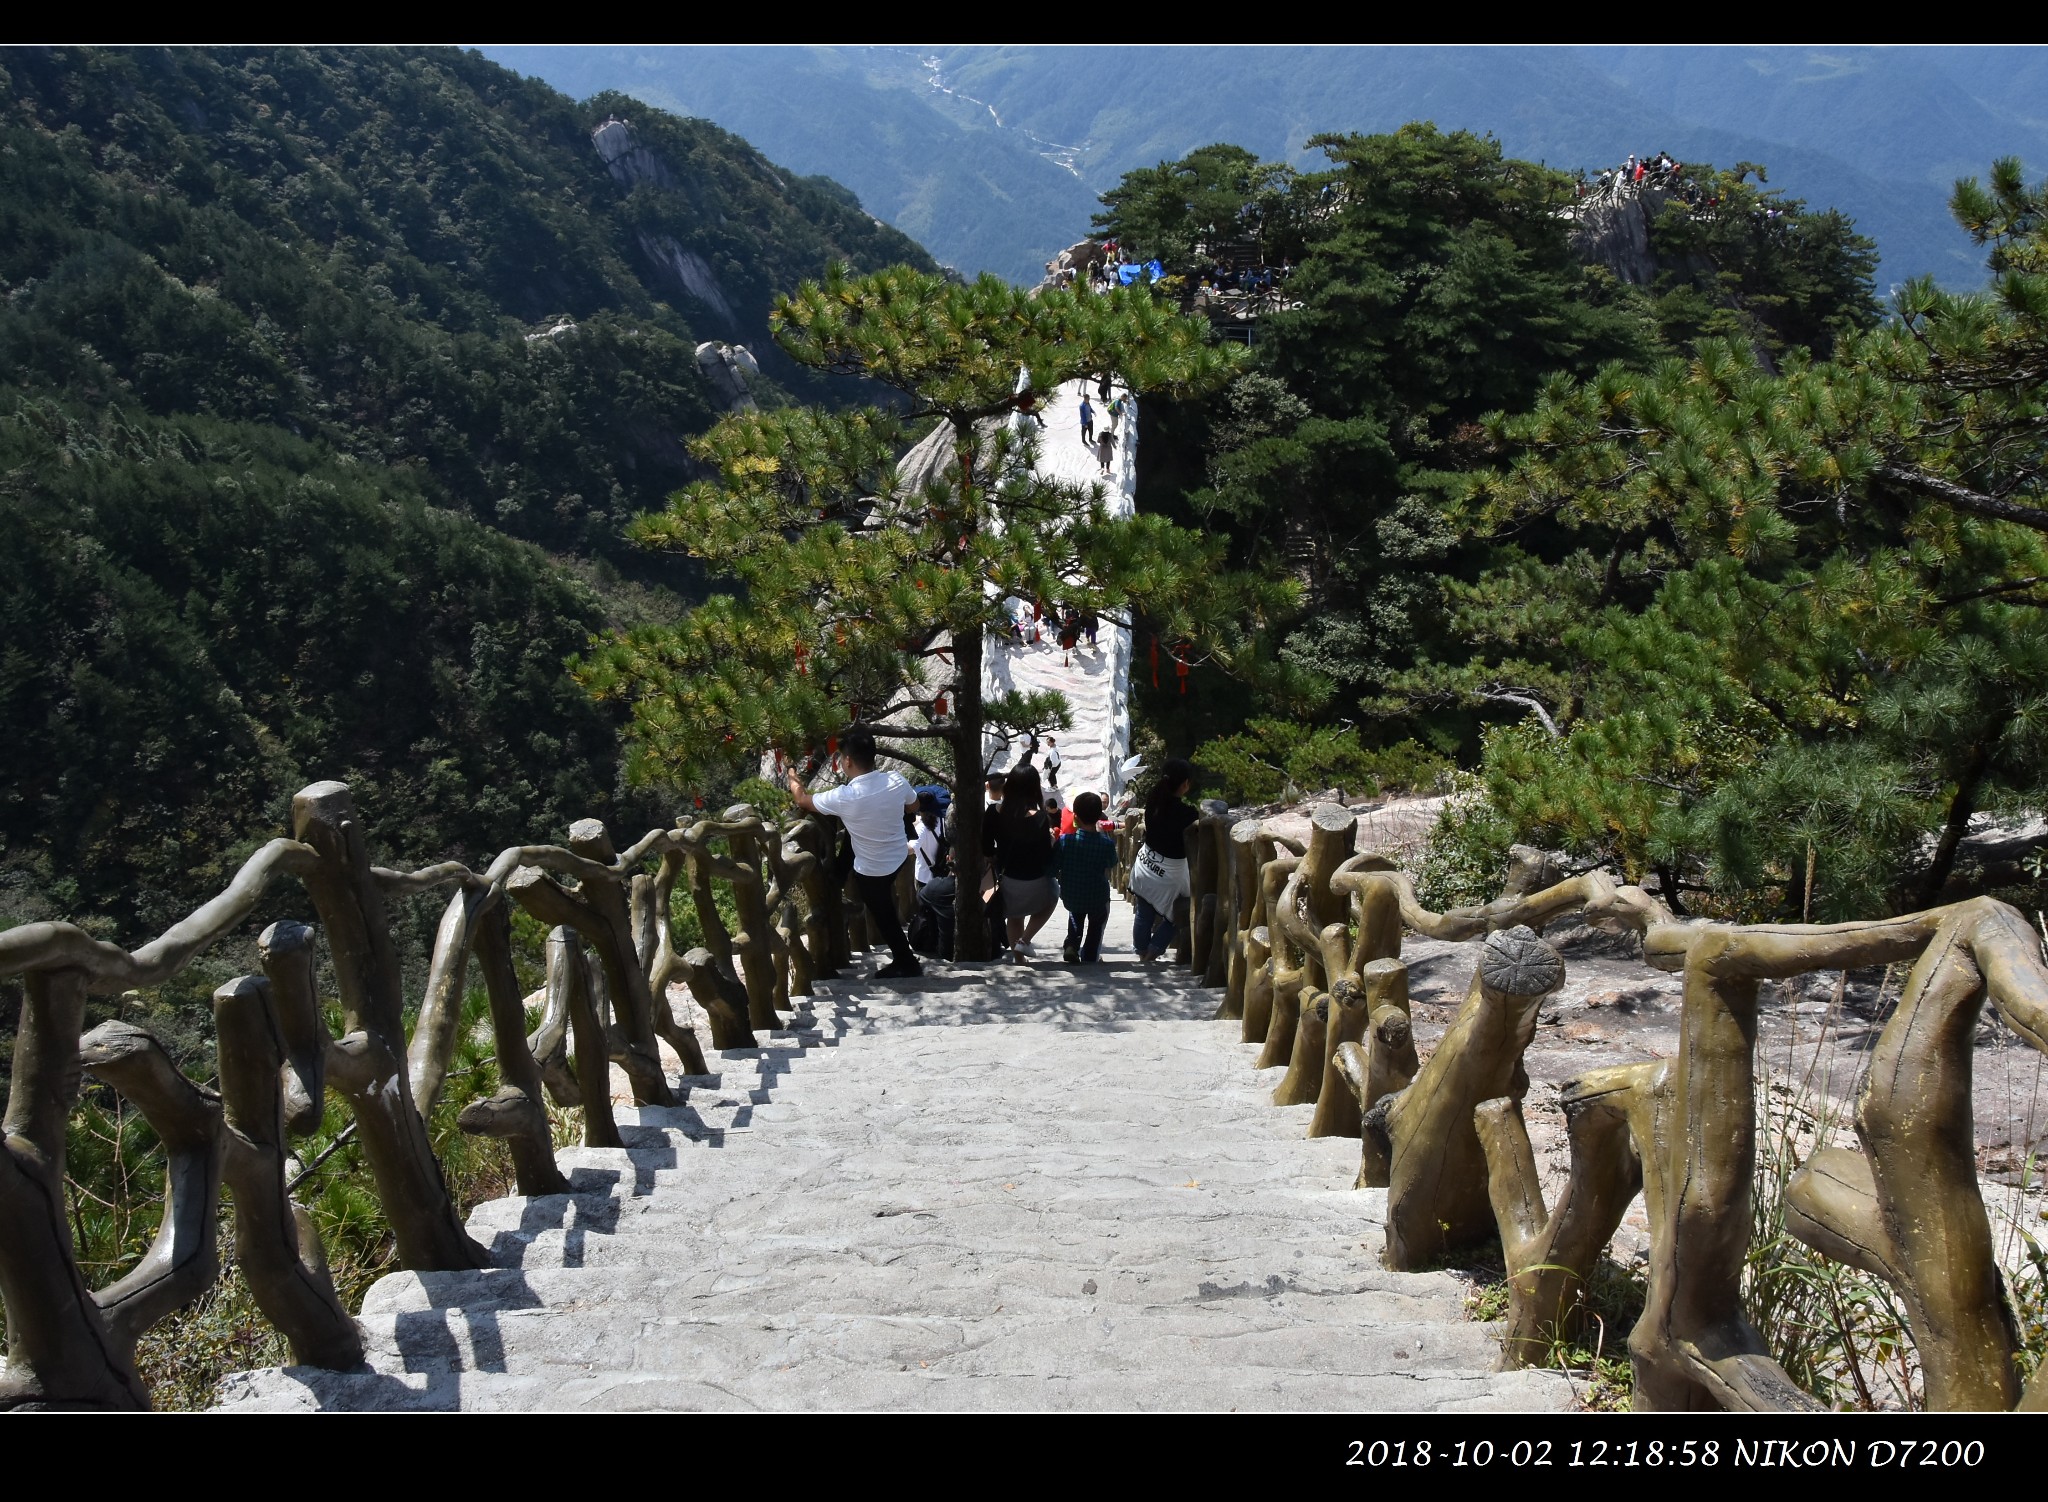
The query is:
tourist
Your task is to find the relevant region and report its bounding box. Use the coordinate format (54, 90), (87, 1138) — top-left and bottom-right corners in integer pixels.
(1079, 393), (1095, 444)
(984, 764), (1058, 962)
(1058, 613), (1079, 667)
(1053, 792), (1117, 963)
(981, 772), (1009, 953)
(912, 792), (947, 894)
(1081, 609), (1099, 649)
(786, 730), (922, 980)
(1126, 758), (1199, 964)
(1044, 735), (1062, 790)
(1097, 431), (1115, 476)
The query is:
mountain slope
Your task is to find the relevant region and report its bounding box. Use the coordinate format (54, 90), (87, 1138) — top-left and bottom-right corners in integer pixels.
(479, 44), (2042, 289)
(0, 46), (940, 930)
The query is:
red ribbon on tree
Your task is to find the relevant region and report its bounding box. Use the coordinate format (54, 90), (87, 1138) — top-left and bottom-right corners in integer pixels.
(1174, 643), (1191, 697)
(1150, 635), (1160, 689)
(933, 694), (948, 717)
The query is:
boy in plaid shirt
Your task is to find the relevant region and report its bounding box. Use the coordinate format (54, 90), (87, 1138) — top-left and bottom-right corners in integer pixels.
(1054, 791), (1118, 963)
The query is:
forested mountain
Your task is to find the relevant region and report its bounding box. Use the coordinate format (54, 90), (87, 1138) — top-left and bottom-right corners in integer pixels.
(481, 44), (2042, 289)
(0, 46), (935, 928)
(1114, 126), (2048, 923)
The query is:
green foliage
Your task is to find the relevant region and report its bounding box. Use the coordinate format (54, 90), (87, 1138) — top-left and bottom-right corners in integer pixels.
(0, 44), (933, 1003)
(1452, 157), (2048, 916)
(1194, 717), (1449, 804)
(0, 398), (638, 931)
(1091, 142), (1308, 270)
(1643, 167), (1882, 362)
(1413, 779), (1516, 910)
(1747, 1068), (1923, 1409)
(2011, 1225), (2048, 1389)
(0, 47), (933, 558)
(582, 263), (1296, 793)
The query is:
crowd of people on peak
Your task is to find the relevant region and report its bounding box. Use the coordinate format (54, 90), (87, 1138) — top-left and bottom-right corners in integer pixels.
(1573, 152), (1797, 231)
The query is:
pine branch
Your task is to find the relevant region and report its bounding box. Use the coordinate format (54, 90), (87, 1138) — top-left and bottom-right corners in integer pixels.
(1876, 461), (2048, 533)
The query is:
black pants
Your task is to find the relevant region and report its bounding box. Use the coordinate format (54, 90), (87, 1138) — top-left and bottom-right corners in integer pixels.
(855, 862), (916, 966)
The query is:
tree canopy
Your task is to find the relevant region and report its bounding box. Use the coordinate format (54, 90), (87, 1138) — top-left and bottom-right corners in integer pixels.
(580, 263), (1300, 954)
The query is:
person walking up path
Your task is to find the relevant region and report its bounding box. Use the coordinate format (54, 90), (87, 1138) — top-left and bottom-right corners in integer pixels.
(788, 729), (923, 980)
(1079, 393), (1095, 445)
(1054, 791), (1117, 963)
(1127, 758), (1198, 963)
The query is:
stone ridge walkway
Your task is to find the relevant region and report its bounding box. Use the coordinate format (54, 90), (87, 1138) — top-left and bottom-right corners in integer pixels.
(216, 905), (1571, 1413)
(982, 377), (1135, 803)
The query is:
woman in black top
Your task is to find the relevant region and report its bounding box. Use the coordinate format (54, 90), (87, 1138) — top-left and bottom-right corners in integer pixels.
(1128, 758), (1197, 962)
(983, 763), (1058, 961)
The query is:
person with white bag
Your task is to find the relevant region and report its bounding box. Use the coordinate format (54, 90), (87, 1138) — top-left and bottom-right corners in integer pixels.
(1126, 758), (1199, 963)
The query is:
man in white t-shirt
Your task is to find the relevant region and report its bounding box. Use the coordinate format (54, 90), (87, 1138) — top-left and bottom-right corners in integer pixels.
(787, 729), (923, 979)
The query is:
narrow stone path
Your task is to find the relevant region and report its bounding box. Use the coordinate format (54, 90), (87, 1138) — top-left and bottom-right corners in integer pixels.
(217, 905), (1571, 1412)
(982, 376), (1135, 803)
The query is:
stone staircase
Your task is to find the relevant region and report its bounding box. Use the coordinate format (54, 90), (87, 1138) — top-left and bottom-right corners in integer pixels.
(215, 905), (1571, 1412)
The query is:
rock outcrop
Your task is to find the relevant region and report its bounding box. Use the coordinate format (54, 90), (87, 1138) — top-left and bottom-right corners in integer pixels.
(694, 342), (758, 413)
(1562, 186), (1667, 286)
(590, 117), (673, 190)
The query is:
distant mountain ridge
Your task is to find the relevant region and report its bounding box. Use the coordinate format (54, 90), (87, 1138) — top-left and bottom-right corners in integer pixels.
(479, 44), (2047, 291)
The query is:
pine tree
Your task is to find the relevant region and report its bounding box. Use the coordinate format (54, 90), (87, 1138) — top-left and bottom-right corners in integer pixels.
(1449, 158), (2048, 916)
(578, 264), (1300, 957)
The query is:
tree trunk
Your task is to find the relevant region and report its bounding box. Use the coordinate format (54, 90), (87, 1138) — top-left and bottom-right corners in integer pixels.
(950, 630), (993, 961)
(1917, 740), (1993, 910)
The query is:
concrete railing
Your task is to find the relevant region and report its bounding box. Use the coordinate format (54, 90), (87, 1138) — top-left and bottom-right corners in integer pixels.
(1131, 799), (2048, 1412)
(0, 782), (872, 1410)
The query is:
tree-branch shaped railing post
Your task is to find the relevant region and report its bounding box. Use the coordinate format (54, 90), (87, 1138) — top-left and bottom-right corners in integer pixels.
(785, 815), (845, 981)
(527, 921), (620, 1150)
(1378, 927), (1564, 1269)
(501, 834), (679, 1106)
(524, 931), (579, 1110)
(292, 782), (483, 1271)
(1240, 841), (1299, 1046)
(1476, 1060), (1659, 1370)
(573, 819), (707, 1081)
(1255, 870), (1311, 1070)
(720, 807), (788, 1027)
(455, 903), (572, 1196)
(679, 948), (758, 1049)
(1337, 958), (1419, 1187)
(1201, 804), (1235, 990)
(1308, 969), (1372, 1139)
(1272, 991), (1330, 1105)
(1780, 897), (2048, 1411)
(1621, 911), (1937, 1411)
(75, 1022), (224, 1368)
(210, 976), (365, 1368)
(259, 921), (327, 1138)
(1219, 820), (1263, 1021)
(1, 966), (149, 1408)
(764, 833), (820, 999)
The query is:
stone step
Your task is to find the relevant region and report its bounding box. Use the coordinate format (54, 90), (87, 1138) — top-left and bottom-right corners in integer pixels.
(343, 1296), (1508, 1381)
(216, 900), (1573, 1413)
(218, 1359), (1567, 1414)
(367, 1254), (1464, 1320)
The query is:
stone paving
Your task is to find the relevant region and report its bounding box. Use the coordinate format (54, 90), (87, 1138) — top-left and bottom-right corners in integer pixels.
(215, 903), (1572, 1413)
